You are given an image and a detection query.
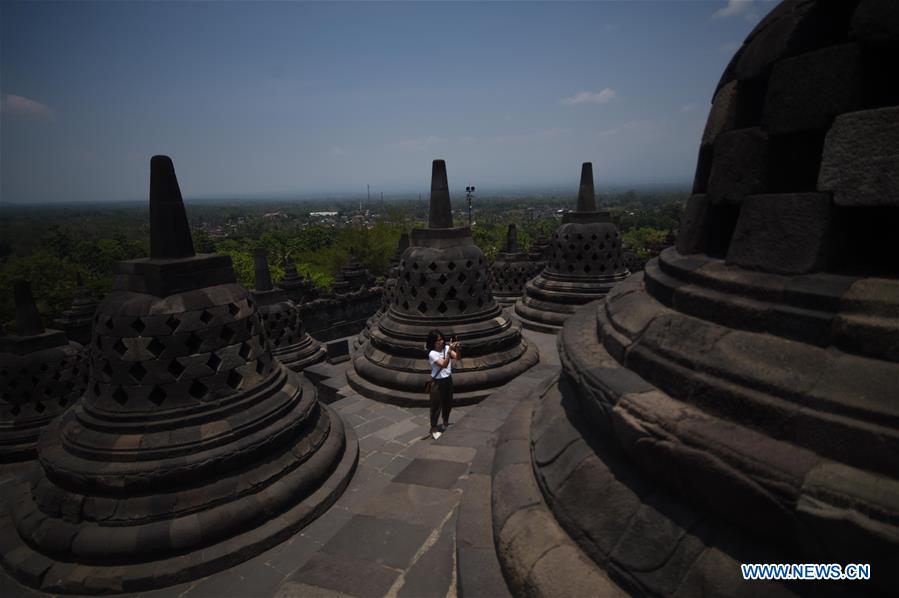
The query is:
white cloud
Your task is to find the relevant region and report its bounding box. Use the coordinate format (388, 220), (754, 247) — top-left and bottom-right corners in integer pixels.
(713, 0), (760, 22)
(560, 88), (616, 106)
(0, 94), (54, 119)
(680, 103), (696, 113)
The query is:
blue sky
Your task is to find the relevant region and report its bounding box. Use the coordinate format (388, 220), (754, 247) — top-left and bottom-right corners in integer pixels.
(1, 1), (773, 203)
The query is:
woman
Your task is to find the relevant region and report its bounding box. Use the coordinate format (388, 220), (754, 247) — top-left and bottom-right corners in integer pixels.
(426, 329), (460, 440)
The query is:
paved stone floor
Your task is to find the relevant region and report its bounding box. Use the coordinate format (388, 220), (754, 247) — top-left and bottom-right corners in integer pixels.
(0, 328), (560, 598)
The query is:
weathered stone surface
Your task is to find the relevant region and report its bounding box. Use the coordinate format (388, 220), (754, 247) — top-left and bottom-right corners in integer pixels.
(726, 193), (832, 274)
(706, 128), (768, 204)
(818, 107), (899, 207)
(763, 43), (862, 134)
(675, 195), (709, 255)
(0, 156), (356, 594)
(850, 0), (899, 45)
(702, 81), (738, 147)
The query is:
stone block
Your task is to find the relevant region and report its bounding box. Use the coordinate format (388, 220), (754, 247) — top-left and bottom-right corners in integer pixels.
(676, 195), (709, 255)
(818, 107), (899, 207)
(850, 0), (899, 45)
(526, 544), (625, 598)
(702, 81), (738, 147)
(726, 193), (832, 274)
(707, 128), (768, 204)
(763, 43), (862, 134)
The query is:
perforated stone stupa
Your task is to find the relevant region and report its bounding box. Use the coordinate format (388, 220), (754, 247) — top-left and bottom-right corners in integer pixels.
(514, 162), (629, 332)
(252, 249), (325, 371)
(347, 160), (538, 405)
(0, 281), (86, 462)
(278, 256), (317, 304)
(52, 273), (98, 346)
(490, 224), (534, 307)
(0, 156), (356, 593)
(356, 233), (409, 350)
(492, 2), (899, 595)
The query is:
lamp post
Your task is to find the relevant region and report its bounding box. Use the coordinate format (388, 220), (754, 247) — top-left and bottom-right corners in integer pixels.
(465, 185), (476, 227)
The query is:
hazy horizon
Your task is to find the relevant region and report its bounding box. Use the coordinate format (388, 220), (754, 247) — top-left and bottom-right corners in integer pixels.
(1, 1), (771, 205)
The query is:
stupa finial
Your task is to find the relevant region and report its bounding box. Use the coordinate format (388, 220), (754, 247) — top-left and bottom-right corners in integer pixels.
(14, 280), (44, 336)
(576, 162), (596, 213)
(150, 155), (195, 260)
(254, 248), (273, 292)
(428, 159), (453, 228)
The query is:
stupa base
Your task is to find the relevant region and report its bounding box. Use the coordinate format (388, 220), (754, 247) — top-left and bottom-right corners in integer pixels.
(0, 402), (358, 595)
(277, 334), (327, 372)
(346, 343), (539, 407)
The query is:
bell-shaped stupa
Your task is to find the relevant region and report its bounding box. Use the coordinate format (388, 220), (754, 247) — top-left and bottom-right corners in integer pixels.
(490, 2), (899, 595)
(0, 156), (356, 593)
(490, 224), (534, 307)
(356, 233), (409, 350)
(52, 272), (98, 346)
(278, 256), (317, 304)
(252, 249), (325, 371)
(348, 160), (538, 405)
(514, 162), (630, 332)
(0, 281), (87, 462)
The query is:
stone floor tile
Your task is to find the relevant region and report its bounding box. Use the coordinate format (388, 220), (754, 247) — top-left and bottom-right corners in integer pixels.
(391, 458), (469, 489)
(396, 509), (458, 598)
(320, 514), (431, 570)
(355, 482), (460, 528)
(287, 552), (398, 598)
(299, 508), (354, 546)
(382, 455), (414, 477)
(418, 444), (477, 464)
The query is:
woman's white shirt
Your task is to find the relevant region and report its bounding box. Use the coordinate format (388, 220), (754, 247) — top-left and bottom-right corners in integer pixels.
(428, 348), (452, 379)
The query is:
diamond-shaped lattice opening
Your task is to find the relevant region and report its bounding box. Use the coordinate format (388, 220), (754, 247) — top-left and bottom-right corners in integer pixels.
(112, 386), (128, 406)
(447, 261), (456, 270)
(447, 287), (457, 299)
(568, 264), (575, 273)
(34, 401), (46, 413)
(228, 302), (240, 316)
(469, 286), (476, 296)
(465, 260), (473, 268)
(404, 271), (411, 281)
(262, 313), (270, 321)
(428, 262), (438, 271)
(458, 300), (468, 313)
(417, 301), (428, 314)
(188, 380), (208, 399)
(412, 262), (419, 270)
(200, 310), (213, 324)
(605, 233), (611, 240)
(132, 318), (146, 334)
(599, 243), (605, 250)
(428, 287), (438, 298)
(592, 253), (599, 261)
(148, 385), (166, 405)
(475, 272), (481, 280)
(275, 312), (282, 320)
(113, 338), (128, 357)
(577, 233), (583, 241)
(402, 300), (410, 310)
(129, 362), (147, 382)
(147, 337), (166, 358)
(220, 326), (236, 343)
(568, 244), (576, 251)
(207, 353), (222, 372)
(105, 317), (115, 330)
(458, 272), (467, 283)
(591, 233), (598, 240)
(437, 302), (448, 314)
(226, 370), (243, 390)
(186, 333), (203, 353)
(102, 361), (114, 377)
(166, 315), (181, 332)
(584, 264), (592, 273)
(576, 254), (583, 262)
(477, 297), (484, 307)
(168, 359), (186, 379)
(419, 274), (428, 286)
(410, 287), (418, 298)
(239, 342), (252, 360)
(438, 274), (448, 284)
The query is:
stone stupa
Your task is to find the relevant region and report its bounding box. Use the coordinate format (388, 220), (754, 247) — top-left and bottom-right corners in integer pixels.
(490, 224), (534, 307)
(0, 156), (356, 593)
(491, 1), (899, 595)
(514, 162), (630, 332)
(53, 272), (98, 346)
(348, 160), (538, 405)
(278, 256), (317, 304)
(355, 232), (409, 350)
(252, 249), (325, 371)
(0, 281), (87, 462)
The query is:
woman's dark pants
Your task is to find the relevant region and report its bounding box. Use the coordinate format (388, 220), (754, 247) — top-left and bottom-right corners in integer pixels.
(430, 377), (453, 429)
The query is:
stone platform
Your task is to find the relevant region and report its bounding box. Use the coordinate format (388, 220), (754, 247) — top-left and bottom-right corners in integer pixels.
(0, 329), (560, 598)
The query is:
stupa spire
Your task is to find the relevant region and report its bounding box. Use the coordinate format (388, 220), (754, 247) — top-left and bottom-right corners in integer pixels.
(428, 159), (453, 229)
(505, 224), (520, 253)
(576, 162), (596, 213)
(254, 248), (274, 291)
(149, 155), (195, 259)
(14, 280), (44, 336)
